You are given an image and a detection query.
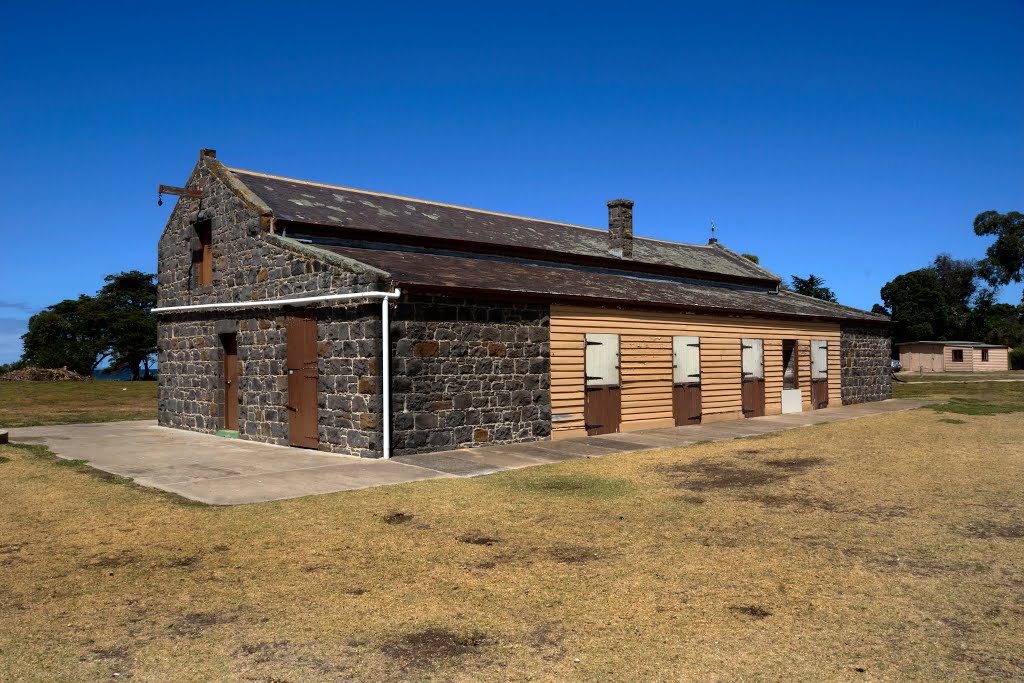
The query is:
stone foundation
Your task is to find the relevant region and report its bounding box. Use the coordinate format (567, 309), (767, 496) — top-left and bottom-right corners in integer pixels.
(840, 325), (893, 404)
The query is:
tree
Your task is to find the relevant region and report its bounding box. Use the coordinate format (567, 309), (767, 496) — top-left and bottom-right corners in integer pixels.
(974, 210), (1024, 285)
(741, 253), (760, 264)
(99, 271), (158, 380)
(21, 295), (112, 376)
(932, 254), (987, 339)
(879, 268), (948, 344)
(19, 271), (158, 380)
(789, 274), (837, 302)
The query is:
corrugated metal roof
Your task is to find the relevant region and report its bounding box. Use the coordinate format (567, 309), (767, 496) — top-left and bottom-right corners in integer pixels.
(229, 168), (781, 285)
(308, 242), (887, 323)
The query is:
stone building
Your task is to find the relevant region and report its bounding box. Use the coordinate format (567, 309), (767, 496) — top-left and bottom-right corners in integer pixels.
(156, 150), (892, 458)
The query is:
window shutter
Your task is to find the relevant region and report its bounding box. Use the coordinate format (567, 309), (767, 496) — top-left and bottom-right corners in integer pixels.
(811, 340), (828, 379)
(585, 334), (619, 386)
(673, 336), (700, 384)
(741, 338), (764, 379)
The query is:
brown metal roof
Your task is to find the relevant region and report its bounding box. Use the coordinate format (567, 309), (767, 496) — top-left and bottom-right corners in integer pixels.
(310, 243), (887, 323)
(229, 168), (781, 286)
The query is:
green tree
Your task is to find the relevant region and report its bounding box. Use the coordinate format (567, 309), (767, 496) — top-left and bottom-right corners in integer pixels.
(932, 254), (988, 339)
(99, 271), (158, 380)
(789, 274), (837, 302)
(879, 268), (948, 344)
(20, 271), (158, 379)
(740, 253), (760, 264)
(974, 210), (1024, 285)
(21, 296), (112, 375)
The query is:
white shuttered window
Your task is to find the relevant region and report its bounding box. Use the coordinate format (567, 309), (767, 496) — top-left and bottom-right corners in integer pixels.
(673, 336), (701, 384)
(811, 340), (828, 379)
(585, 334), (619, 386)
(741, 338), (764, 380)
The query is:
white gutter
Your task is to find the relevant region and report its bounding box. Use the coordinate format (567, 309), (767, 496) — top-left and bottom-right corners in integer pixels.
(152, 289), (402, 459)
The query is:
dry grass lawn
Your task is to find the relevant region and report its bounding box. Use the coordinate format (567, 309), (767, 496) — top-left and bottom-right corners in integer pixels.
(1, 389), (1023, 681)
(0, 380), (157, 427)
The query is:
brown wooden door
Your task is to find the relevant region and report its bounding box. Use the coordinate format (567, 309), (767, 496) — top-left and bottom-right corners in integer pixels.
(811, 380), (828, 409)
(585, 386), (621, 435)
(287, 312), (319, 449)
(673, 384), (702, 425)
(741, 339), (766, 418)
(810, 340), (829, 409)
(742, 379), (766, 417)
(584, 333), (620, 435)
(221, 333), (239, 431)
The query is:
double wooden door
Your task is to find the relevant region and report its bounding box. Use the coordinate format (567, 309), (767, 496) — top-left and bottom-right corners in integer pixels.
(741, 338), (765, 418)
(287, 311), (319, 449)
(584, 333), (620, 436)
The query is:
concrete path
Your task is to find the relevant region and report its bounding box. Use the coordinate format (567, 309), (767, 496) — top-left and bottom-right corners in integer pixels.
(6, 399), (931, 505)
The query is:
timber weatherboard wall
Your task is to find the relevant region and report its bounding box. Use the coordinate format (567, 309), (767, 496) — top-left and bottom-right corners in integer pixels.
(550, 304), (842, 439)
(898, 343), (1010, 373)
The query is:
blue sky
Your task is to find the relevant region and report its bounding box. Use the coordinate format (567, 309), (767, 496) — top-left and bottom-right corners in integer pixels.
(1, 1), (1021, 363)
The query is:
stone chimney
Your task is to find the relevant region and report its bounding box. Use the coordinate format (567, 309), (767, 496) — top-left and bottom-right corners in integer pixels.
(607, 199), (634, 258)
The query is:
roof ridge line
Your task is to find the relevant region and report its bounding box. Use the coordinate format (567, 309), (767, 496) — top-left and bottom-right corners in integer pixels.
(227, 167), (609, 234)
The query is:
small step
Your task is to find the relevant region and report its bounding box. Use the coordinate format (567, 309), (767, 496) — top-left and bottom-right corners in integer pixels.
(215, 430), (240, 439)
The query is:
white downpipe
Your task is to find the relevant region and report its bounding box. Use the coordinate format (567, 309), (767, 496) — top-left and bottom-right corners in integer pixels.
(152, 289), (402, 459)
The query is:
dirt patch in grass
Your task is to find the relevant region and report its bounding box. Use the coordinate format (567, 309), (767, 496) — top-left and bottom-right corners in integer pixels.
(730, 604), (772, 619)
(661, 458), (790, 491)
(238, 640), (292, 664)
(381, 511), (414, 525)
(762, 456), (826, 471)
(82, 551), (138, 569)
(676, 493), (707, 505)
(939, 418), (967, 424)
(380, 628), (490, 669)
(169, 609), (242, 637)
(960, 521), (1024, 539)
(740, 492), (838, 512)
(548, 544), (603, 564)
(457, 531), (500, 546)
(83, 645), (130, 662)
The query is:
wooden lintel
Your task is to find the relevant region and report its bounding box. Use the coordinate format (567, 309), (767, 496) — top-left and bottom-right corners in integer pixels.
(159, 184), (203, 199)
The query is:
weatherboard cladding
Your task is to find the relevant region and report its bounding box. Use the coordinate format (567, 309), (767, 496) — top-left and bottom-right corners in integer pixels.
(228, 168), (781, 285)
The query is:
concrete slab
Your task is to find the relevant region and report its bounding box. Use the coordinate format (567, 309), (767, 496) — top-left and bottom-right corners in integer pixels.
(4, 399), (932, 506)
(392, 451), (507, 477)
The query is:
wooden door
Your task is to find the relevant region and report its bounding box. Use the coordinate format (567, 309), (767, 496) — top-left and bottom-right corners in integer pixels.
(287, 311), (319, 449)
(810, 340), (829, 409)
(221, 333), (239, 431)
(672, 336), (702, 425)
(584, 333), (620, 435)
(741, 338), (765, 418)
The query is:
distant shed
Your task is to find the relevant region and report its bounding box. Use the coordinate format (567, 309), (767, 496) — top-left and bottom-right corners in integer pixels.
(896, 341), (1010, 373)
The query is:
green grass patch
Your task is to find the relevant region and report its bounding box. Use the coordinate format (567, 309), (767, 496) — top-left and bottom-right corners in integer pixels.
(0, 380), (156, 428)
(0, 456), (10, 464)
(52, 458), (89, 468)
(488, 472), (631, 499)
(6, 442), (52, 457)
(929, 397), (1024, 417)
